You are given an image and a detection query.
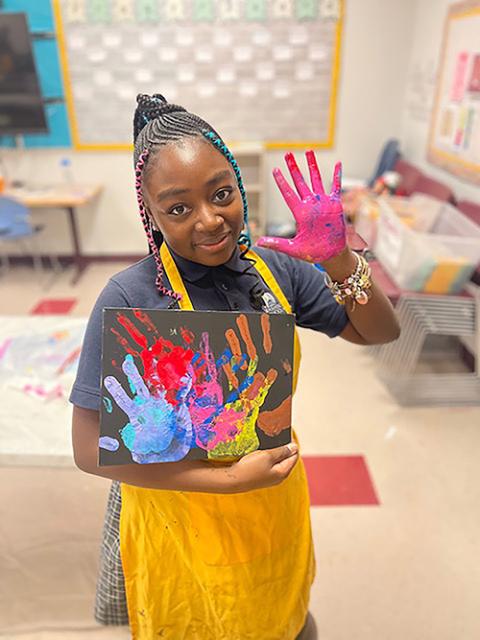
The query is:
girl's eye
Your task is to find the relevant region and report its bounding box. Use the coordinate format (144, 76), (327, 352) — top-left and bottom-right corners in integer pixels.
(169, 204), (189, 216)
(213, 188), (233, 203)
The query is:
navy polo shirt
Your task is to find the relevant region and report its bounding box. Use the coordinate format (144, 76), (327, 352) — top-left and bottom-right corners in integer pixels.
(69, 246), (348, 411)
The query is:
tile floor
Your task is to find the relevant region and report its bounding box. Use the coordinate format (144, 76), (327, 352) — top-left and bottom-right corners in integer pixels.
(1, 263), (479, 640)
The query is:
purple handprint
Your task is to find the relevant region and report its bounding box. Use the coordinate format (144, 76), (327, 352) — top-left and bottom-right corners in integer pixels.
(103, 353), (193, 463)
(257, 151), (347, 264)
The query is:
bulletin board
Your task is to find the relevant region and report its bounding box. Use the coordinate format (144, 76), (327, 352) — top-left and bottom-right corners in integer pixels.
(54, 0), (343, 150)
(427, 0), (480, 184)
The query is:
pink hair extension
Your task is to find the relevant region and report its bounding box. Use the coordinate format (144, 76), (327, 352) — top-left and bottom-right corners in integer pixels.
(134, 150), (182, 302)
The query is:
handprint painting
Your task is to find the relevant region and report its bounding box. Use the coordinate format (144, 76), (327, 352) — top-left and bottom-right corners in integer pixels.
(99, 308), (294, 465)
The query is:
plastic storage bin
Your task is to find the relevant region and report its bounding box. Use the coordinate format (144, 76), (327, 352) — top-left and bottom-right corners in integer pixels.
(374, 197), (480, 293)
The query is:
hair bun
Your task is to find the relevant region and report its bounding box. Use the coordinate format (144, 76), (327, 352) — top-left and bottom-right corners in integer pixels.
(134, 93), (187, 141)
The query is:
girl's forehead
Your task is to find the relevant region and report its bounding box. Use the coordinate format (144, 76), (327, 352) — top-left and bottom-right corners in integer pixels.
(148, 138), (234, 182)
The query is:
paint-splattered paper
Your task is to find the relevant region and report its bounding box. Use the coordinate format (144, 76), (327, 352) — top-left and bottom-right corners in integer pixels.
(99, 308), (294, 465)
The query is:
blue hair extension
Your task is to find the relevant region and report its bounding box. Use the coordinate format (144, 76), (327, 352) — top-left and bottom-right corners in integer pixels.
(202, 130), (251, 249)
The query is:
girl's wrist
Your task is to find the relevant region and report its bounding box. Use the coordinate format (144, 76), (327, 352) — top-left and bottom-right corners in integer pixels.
(319, 247), (357, 281)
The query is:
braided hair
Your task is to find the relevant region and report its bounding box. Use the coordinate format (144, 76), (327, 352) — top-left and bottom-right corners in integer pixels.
(133, 93), (251, 301)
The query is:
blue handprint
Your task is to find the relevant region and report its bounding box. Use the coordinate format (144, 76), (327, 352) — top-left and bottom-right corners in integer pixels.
(103, 354), (193, 464)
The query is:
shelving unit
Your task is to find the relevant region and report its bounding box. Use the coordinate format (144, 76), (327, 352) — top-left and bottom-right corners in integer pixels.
(229, 142), (266, 243)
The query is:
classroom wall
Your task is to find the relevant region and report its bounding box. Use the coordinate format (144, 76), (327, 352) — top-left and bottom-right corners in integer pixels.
(1, 0), (416, 256)
(400, 0), (480, 203)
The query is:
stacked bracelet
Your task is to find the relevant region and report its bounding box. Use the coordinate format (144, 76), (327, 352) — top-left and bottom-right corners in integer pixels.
(324, 253), (372, 310)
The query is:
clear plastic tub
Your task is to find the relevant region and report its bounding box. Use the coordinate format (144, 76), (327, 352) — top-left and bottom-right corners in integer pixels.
(374, 197), (480, 293)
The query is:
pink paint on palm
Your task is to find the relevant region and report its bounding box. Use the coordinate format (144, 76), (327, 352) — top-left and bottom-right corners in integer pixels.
(257, 151), (346, 264)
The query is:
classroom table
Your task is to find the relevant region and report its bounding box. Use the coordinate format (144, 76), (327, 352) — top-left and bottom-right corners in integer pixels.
(4, 183), (103, 284)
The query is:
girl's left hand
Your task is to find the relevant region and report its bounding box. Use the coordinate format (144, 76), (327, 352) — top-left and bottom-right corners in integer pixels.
(257, 151), (347, 265)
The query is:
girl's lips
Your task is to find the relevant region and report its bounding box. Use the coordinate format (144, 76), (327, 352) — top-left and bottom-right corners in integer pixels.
(196, 232), (231, 251)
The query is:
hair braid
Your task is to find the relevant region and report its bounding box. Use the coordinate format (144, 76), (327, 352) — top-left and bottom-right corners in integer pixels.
(133, 93), (251, 298)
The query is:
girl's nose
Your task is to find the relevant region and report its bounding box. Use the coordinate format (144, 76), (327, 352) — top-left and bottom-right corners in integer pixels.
(195, 207), (224, 232)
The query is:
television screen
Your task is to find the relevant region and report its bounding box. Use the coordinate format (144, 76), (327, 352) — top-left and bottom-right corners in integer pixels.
(0, 12), (48, 135)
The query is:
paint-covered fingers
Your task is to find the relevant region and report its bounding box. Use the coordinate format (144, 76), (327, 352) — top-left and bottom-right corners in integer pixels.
(272, 167), (301, 216)
(285, 152), (311, 199)
(122, 355), (150, 400)
(330, 161), (342, 199)
(305, 150), (325, 195)
(104, 375), (135, 415)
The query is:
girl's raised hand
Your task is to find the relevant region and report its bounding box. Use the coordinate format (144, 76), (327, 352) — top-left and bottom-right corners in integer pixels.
(257, 151), (347, 265)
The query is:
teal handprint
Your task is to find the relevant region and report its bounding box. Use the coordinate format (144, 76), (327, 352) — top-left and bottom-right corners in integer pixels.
(103, 354), (193, 464)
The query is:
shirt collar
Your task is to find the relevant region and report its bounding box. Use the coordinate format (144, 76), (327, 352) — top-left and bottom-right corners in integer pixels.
(167, 245), (254, 283)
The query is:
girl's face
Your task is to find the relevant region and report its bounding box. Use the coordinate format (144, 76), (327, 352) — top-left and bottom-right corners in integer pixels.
(143, 137), (244, 267)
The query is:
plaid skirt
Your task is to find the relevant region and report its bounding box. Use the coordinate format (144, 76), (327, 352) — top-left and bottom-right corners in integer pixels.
(94, 481), (128, 625)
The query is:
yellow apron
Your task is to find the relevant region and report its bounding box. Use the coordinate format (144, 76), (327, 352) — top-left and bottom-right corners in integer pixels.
(120, 245), (315, 640)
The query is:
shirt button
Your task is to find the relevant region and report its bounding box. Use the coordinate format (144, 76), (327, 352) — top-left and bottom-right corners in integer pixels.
(220, 282), (229, 291)
(232, 301), (240, 310)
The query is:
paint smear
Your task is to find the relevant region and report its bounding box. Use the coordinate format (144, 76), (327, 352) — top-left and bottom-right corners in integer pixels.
(99, 436), (119, 451)
(117, 313), (148, 348)
(282, 359), (292, 374)
(111, 327), (140, 358)
(180, 327), (194, 344)
(103, 397), (113, 413)
(257, 396), (292, 436)
(261, 313), (272, 353)
(236, 314), (257, 360)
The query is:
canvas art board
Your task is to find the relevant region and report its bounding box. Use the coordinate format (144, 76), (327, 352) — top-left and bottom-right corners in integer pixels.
(99, 307), (294, 465)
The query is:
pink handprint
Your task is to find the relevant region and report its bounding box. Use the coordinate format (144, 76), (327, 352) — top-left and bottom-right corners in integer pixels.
(257, 151), (347, 264)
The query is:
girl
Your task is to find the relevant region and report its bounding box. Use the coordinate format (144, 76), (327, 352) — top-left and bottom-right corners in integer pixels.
(71, 94), (399, 640)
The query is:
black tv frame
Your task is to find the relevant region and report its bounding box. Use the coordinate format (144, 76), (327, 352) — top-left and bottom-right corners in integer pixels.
(0, 12), (49, 136)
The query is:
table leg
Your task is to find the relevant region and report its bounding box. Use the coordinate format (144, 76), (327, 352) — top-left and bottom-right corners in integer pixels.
(66, 206), (87, 285)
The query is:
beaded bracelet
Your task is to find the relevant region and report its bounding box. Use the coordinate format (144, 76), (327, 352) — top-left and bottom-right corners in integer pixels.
(324, 253), (372, 310)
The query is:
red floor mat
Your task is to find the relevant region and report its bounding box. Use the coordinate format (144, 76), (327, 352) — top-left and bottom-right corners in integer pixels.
(30, 298), (77, 315)
(302, 455), (380, 506)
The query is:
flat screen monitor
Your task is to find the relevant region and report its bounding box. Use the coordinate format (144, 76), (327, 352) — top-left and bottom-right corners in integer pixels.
(0, 12), (48, 135)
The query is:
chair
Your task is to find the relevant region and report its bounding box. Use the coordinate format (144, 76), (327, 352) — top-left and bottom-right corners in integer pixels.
(393, 159), (423, 195)
(0, 195), (60, 280)
(367, 138), (401, 187)
(457, 200), (480, 227)
(412, 174), (456, 204)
